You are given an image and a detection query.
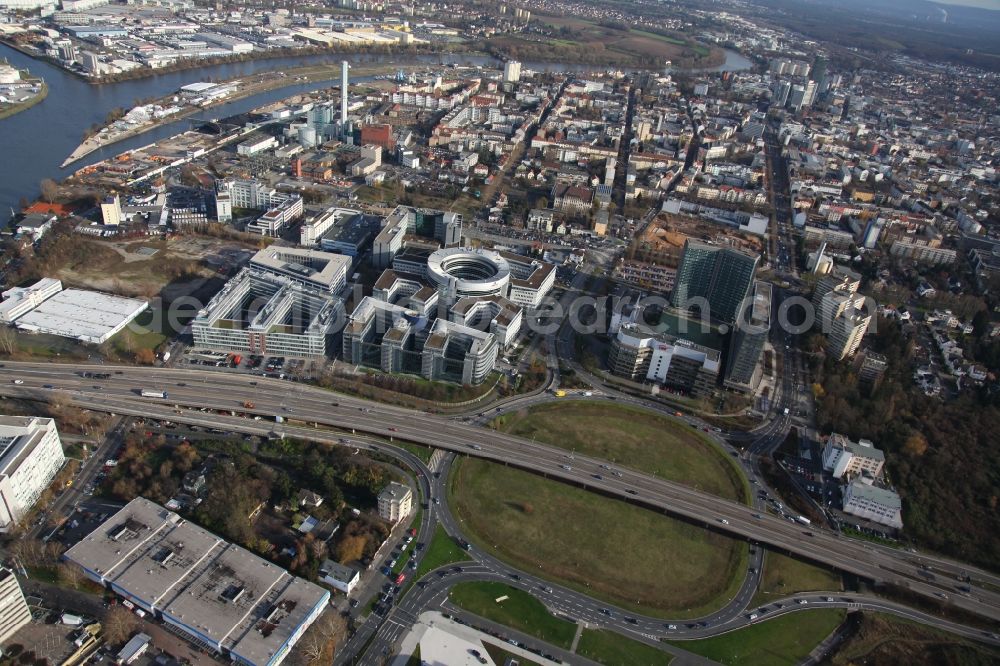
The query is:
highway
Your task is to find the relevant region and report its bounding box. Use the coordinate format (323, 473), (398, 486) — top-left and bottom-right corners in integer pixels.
(3, 361), (1000, 632)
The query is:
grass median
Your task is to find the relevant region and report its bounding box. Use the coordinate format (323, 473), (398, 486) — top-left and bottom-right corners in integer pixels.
(492, 401), (748, 503)
(668, 609), (846, 666)
(750, 551), (842, 608)
(449, 582), (577, 649)
(414, 524), (471, 579)
(450, 458), (747, 619)
(576, 630), (674, 666)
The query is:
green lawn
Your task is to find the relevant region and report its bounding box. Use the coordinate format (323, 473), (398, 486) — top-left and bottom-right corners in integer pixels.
(414, 525), (471, 579)
(483, 644), (543, 666)
(449, 582), (577, 650)
(576, 630), (674, 666)
(493, 401), (748, 503)
(669, 609), (846, 666)
(394, 441), (434, 464)
(450, 458), (746, 619)
(750, 552), (842, 608)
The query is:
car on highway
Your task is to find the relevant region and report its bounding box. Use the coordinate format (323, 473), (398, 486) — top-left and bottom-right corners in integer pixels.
(11, 379), (22, 385)
(719, 519), (729, 525)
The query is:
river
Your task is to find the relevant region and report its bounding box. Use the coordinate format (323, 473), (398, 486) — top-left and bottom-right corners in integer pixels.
(0, 45), (751, 217)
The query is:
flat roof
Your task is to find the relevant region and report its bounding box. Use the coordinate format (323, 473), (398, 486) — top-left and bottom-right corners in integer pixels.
(250, 247), (351, 293)
(0, 416), (56, 477)
(64, 498), (328, 666)
(14, 289), (147, 343)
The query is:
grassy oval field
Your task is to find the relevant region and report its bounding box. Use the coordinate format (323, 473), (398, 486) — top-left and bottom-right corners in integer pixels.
(492, 400), (749, 502)
(450, 457), (747, 619)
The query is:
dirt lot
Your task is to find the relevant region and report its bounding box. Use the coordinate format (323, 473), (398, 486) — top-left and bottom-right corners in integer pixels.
(52, 236), (256, 299)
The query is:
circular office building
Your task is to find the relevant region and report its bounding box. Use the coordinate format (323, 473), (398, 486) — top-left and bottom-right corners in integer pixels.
(426, 247), (511, 301)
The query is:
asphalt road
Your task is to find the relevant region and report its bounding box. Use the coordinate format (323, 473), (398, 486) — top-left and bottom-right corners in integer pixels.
(2, 362), (1000, 632)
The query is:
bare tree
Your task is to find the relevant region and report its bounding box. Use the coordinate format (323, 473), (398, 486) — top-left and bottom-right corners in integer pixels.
(58, 562), (82, 589)
(292, 612), (347, 665)
(103, 606), (140, 646)
(39, 179), (60, 203)
(0, 327), (18, 356)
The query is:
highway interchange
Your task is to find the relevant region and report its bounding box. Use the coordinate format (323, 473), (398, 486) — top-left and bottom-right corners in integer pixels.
(1, 359), (999, 665)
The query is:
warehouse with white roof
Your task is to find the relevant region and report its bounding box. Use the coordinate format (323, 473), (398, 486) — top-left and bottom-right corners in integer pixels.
(14, 289), (148, 344)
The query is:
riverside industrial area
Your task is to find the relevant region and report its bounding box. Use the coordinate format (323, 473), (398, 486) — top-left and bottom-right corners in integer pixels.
(0, 0), (998, 665)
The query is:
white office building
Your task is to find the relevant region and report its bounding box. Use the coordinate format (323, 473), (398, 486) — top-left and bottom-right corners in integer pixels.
(0, 568), (31, 644)
(503, 60), (522, 83)
(0, 416), (65, 531)
(822, 433), (885, 480)
(0, 277), (62, 323)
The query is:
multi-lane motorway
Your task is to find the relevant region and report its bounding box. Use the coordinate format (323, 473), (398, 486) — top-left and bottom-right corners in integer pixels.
(3, 361), (1000, 636)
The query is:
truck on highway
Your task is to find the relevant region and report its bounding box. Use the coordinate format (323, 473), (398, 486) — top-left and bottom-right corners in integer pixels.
(140, 389), (168, 399)
(553, 389), (566, 397)
(796, 515), (811, 526)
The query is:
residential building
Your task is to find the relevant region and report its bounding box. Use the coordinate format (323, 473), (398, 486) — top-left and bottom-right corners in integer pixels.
(812, 267), (861, 316)
(724, 281), (771, 392)
(671, 240), (759, 324)
(842, 480), (903, 529)
(63, 498), (329, 666)
(318, 560), (359, 596)
(503, 60), (521, 83)
(822, 433), (885, 479)
(0, 416), (65, 532)
(551, 183), (594, 214)
(825, 293), (871, 361)
(0, 568), (31, 644)
(858, 351), (888, 392)
(377, 482), (412, 524)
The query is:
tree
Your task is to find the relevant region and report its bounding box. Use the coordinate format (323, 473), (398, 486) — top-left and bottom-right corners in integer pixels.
(39, 179), (60, 203)
(0, 327), (18, 356)
(334, 534), (366, 565)
(134, 348), (155, 365)
(103, 606), (139, 645)
(902, 431), (929, 457)
(59, 562), (83, 589)
(291, 611), (347, 666)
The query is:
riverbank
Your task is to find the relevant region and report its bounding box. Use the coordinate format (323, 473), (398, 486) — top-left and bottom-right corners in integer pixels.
(0, 37), (468, 85)
(60, 61), (422, 168)
(0, 78), (46, 121)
